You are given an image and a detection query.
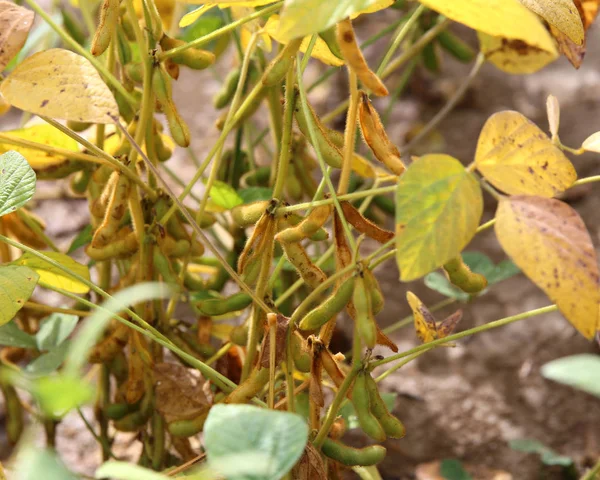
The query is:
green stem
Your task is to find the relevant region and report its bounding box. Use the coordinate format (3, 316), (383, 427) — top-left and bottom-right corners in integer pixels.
(376, 4), (425, 76)
(371, 305), (558, 368)
(278, 185), (396, 213)
(273, 64), (297, 199)
(375, 349), (430, 383)
(158, 2), (283, 60)
(581, 457), (600, 480)
(22, 0), (137, 106)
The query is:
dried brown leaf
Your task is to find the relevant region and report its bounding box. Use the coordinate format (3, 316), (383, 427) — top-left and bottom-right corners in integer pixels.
(0, 1), (34, 71)
(258, 313), (290, 368)
(292, 442), (327, 480)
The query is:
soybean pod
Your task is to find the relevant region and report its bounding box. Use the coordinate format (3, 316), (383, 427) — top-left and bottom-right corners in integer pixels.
(168, 411), (208, 437)
(91, 0), (119, 56)
(341, 200), (394, 244)
(85, 227), (139, 260)
(364, 372), (405, 438)
(353, 275), (377, 349)
(231, 200), (269, 227)
(299, 276), (355, 331)
(92, 170), (132, 247)
(443, 256), (488, 294)
(294, 92), (344, 168)
(195, 292), (252, 316)
(336, 19), (388, 96)
(160, 35), (216, 70)
(358, 91), (405, 175)
(291, 332), (311, 373)
(214, 67), (241, 109)
(321, 438), (386, 467)
(362, 266), (384, 315)
(153, 63), (191, 147)
(262, 38), (303, 87)
(276, 202), (333, 243)
(350, 371), (386, 442)
(281, 241), (327, 290)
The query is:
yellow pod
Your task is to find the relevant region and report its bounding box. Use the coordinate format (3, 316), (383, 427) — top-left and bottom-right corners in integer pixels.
(92, 171), (132, 247)
(86, 227), (139, 260)
(281, 241), (327, 290)
(336, 19), (388, 96)
(91, 0), (120, 56)
(275, 203), (332, 243)
(358, 91), (405, 175)
(443, 256), (488, 294)
(160, 35), (216, 70)
(231, 200), (269, 227)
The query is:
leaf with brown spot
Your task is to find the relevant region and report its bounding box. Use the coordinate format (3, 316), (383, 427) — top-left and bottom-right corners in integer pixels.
(0, 265), (39, 326)
(0, 49), (118, 123)
(154, 362), (210, 422)
(292, 442), (327, 480)
(0, 1), (34, 71)
(495, 195), (600, 339)
(407, 291), (462, 344)
(519, 0), (584, 45)
(475, 110), (577, 196)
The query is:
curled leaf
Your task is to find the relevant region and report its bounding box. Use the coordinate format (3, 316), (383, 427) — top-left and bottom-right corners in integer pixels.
(0, 1), (35, 71)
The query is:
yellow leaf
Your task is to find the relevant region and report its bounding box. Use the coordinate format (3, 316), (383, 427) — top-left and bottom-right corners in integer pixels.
(395, 154), (483, 281)
(277, 0), (393, 42)
(407, 291), (438, 343)
(518, 0), (584, 45)
(582, 131), (600, 152)
(418, 0), (557, 53)
(179, 5), (215, 27)
(0, 1), (35, 71)
(0, 125), (79, 169)
(495, 196), (599, 339)
(350, 0), (394, 18)
(134, 0), (175, 30)
(13, 251), (91, 294)
(264, 15), (343, 66)
(475, 111), (577, 197)
(351, 153), (375, 178)
(0, 49), (118, 124)
(231, 6), (272, 52)
(478, 32), (559, 74)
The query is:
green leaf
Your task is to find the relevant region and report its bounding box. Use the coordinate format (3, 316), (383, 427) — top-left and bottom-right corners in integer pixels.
(509, 439), (573, 466)
(440, 459), (473, 480)
(204, 404), (309, 480)
(0, 265), (39, 326)
(12, 251), (91, 294)
(180, 14), (223, 43)
(67, 224), (92, 254)
(95, 462), (170, 480)
(14, 446), (78, 480)
(541, 354), (600, 399)
(424, 252), (520, 300)
(209, 180), (244, 210)
(36, 312), (78, 350)
(26, 341), (70, 376)
(277, 0), (385, 41)
(0, 150), (36, 217)
(395, 154), (483, 281)
(238, 187), (273, 204)
(34, 374), (94, 418)
(0, 320), (37, 348)
(64, 282), (173, 376)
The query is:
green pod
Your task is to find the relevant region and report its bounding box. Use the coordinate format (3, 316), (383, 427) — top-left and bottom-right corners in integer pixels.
(61, 9), (86, 45)
(240, 254), (261, 286)
(105, 401), (139, 420)
(240, 166), (271, 187)
(168, 413), (206, 436)
(294, 92), (343, 168)
(325, 127), (345, 149)
(153, 247), (178, 284)
(231, 201), (269, 227)
(363, 268), (384, 315)
(318, 26), (343, 59)
(214, 68), (241, 109)
(178, 331), (218, 357)
(291, 333), (311, 373)
(34, 160), (85, 180)
(353, 276), (377, 349)
(299, 276), (355, 331)
(437, 30), (476, 63)
(365, 373), (405, 439)
(285, 164), (303, 201)
(160, 36), (216, 70)
(230, 324), (249, 346)
(115, 88), (136, 123)
(350, 371), (386, 442)
(116, 26), (132, 65)
(262, 38), (302, 87)
(177, 209), (217, 229)
(1, 383), (23, 444)
(196, 292), (252, 316)
(421, 41), (440, 73)
(321, 438), (386, 467)
(143, 0), (163, 41)
(443, 256), (488, 294)
(120, 12), (136, 41)
(113, 410), (149, 432)
(125, 62), (144, 83)
(66, 120), (92, 132)
(216, 87), (267, 131)
(70, 168), (92, 195)
(154, 133), (173, 162)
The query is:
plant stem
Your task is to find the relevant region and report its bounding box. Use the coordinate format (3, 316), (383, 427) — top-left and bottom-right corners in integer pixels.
(375, 349), (431, 383)
(581, 457), (600, 480)
(158, 2), (283, 60)
(371, 305), (558, 368)
(338, 71), (359, 195)
(23, 302), (91, 317)
(273, 65), (297, 199)
(376, 4), (425, 76)
(404, 52), (485, 154)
